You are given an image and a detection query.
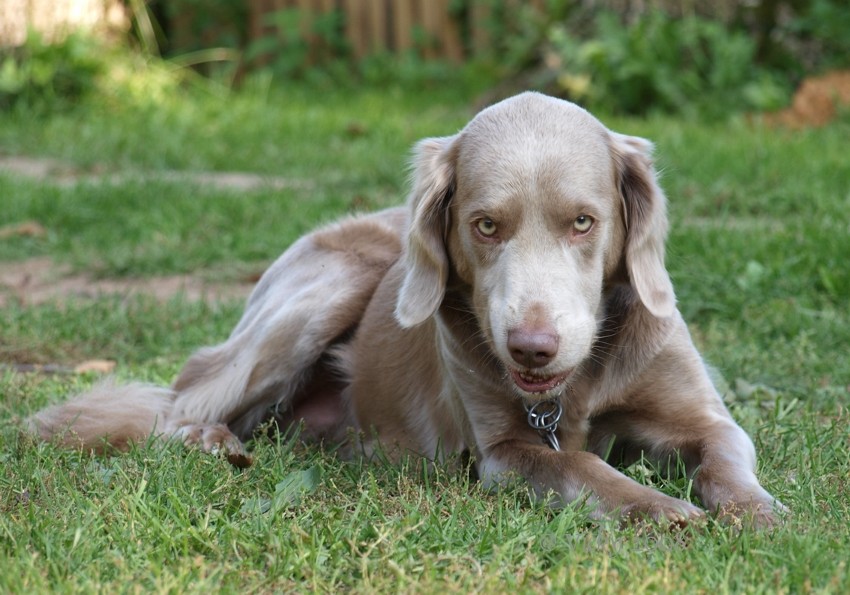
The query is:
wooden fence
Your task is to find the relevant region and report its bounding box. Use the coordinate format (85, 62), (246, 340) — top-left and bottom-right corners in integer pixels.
(248, 0), (456, 62)
(240, 0), (743, 61)
(243, 0), (551, 62)
(3, 0), (746, 62)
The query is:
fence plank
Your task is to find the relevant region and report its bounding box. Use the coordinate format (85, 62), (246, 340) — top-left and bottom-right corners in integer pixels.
(394, 0), (414, 52)
(470, 1), (491, 56)
(419, 0), (438, 60)
(344, 0), (367, 58)
(296, 0), (313, 39)
(438, 0), (463, 62)
(368, 0), (386, 53)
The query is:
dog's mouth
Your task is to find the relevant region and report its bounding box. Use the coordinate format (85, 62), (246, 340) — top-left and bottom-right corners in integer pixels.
(510, 368), (571, 395)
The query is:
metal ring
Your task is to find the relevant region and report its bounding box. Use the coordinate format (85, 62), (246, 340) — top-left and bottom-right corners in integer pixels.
(524, 399), (563, 433)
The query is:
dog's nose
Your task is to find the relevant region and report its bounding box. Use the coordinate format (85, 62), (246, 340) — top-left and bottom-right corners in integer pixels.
(507, 329), (559, 368)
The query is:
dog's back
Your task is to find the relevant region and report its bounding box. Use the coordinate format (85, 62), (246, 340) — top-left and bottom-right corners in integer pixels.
(27, 208), (408, 458)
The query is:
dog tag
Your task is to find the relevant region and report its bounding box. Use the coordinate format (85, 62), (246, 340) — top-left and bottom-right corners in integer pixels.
(525, 399), (563, 451)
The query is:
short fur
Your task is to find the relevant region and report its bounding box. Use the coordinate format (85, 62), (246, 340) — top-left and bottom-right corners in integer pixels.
(27, 93), (783, 526)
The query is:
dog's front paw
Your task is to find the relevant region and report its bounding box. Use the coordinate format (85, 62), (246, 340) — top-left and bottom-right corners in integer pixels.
(716, 495), (788, 529)
(621, 495), (706, 528)
(170, 422), (253, 468)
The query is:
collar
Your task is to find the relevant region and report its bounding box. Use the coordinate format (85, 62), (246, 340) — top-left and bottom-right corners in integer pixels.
(524, 398), (563, 451)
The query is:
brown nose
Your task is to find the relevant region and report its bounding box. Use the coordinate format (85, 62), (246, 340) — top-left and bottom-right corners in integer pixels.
(507, 328), (559, 368)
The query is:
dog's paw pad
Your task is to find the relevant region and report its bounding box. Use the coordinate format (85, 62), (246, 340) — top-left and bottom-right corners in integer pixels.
(716, 499), (788, 529)
(623, 497), (705, 529)
(170, 422), (252, 467)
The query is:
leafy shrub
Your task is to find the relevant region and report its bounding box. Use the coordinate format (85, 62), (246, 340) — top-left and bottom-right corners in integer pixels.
(244, 8), (348, 80)
(0, 32), (105, 112)
(545, 11), (789, 115)
(469, 1), (850, 116)
(160, 0), (248, 56)
(784, 0), (850, 71)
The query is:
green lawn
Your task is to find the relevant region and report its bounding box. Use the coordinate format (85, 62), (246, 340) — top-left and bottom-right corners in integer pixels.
(1, 73), (848, 593)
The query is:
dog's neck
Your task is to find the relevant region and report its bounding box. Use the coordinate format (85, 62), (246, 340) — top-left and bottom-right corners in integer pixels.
(437, 284), (491, 356)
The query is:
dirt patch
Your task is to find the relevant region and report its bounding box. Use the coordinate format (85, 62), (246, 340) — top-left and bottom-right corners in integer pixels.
(764, 70), (850, 128)
(0, 158), (289, 307)
(0, 256), (255, 307)
(0, 155), (312, 191)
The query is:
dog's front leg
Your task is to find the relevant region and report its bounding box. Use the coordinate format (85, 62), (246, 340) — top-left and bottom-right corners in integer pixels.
(588, 402), (785, 527)
(687, 420), (786, 527)
(479, 440), (705, 525)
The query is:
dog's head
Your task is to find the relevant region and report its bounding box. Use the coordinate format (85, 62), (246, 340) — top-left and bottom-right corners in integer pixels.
(395, 92), (675, 401)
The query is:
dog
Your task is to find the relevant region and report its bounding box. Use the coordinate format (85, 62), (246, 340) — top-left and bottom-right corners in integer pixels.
(27, 92), (783, 526)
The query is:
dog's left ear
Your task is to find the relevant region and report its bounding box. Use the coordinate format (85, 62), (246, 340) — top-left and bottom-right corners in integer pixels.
(395, 135), (459, 328)
(610, 132), (676, 318)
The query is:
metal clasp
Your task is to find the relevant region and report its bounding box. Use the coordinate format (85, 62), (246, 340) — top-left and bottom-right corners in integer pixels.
(524, 399), (563, 451)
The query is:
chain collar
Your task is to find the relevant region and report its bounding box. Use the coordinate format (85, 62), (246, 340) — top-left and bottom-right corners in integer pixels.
(524, 399), (563, 451)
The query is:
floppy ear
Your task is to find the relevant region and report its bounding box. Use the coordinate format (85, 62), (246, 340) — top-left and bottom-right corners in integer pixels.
(610, 132), (676, 318)
(394, 135), (458, 328)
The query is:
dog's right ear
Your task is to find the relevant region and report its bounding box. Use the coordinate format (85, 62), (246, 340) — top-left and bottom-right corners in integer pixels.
(395, 135), (458, 328)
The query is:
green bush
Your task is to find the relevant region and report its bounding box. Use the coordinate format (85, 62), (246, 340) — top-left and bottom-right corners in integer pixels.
(475, 4), (794, 117)
(546, 11), (789, 116)
(244, 8), (348, 80)
(785, 0), (850, 71)
(0, 32), (105, 112)
(470, 0), (850, 116)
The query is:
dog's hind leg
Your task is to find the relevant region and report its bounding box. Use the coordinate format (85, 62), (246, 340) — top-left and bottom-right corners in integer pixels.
(26, 209), (405, 463)
(165, 209), (406, 458)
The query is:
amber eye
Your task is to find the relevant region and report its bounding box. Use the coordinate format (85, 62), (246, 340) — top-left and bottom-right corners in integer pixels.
(476, 218), (498, 237)
(573, 215), (593, 233)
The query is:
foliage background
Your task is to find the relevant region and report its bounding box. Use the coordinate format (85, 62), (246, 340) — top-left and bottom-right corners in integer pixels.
(3, 0), (849, 116)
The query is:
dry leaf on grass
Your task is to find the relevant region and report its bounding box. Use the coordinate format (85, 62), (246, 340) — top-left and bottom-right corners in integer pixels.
(2, 360), (116, 375)
(0, 221), (47, 239)
(73, 360), (117, 374)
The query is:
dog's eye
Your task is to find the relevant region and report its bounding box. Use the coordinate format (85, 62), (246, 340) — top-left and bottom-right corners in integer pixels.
(476, 218), (498, 237)
(573, 215), (593, 233)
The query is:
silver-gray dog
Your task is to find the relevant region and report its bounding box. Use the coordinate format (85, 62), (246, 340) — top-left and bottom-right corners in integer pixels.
(29, 92), (784, 526)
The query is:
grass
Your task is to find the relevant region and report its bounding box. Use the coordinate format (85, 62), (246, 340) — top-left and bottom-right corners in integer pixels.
(1, 62), (849, 592)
